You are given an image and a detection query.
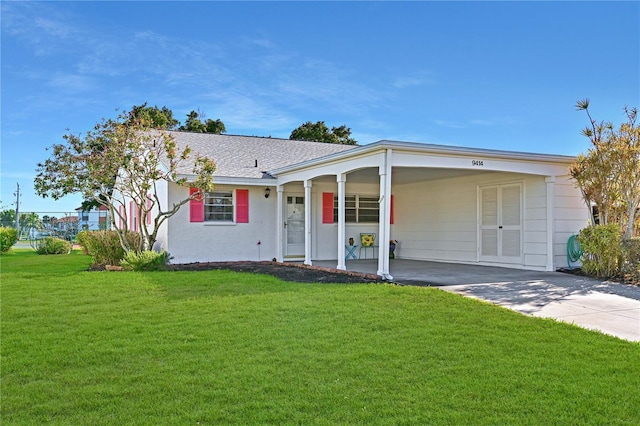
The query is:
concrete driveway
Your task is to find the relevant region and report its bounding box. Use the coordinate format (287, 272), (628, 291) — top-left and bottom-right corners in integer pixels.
(315, 259), (640, 342)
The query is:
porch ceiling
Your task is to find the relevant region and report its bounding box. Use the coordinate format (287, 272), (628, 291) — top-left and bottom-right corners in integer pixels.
(310, 167), (491, 185)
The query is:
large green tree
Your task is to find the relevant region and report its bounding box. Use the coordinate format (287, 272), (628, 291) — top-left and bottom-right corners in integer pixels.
(179, 110), (226, 134)
(35, 110), (217, 252)
(129, 103), (180, 130)
(570, 99), (640, 238)
(289, 121), (357, 145)
(0, 209), (16, 228)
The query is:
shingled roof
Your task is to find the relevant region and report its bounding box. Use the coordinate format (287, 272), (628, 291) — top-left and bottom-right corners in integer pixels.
(168, 131), (357, 179)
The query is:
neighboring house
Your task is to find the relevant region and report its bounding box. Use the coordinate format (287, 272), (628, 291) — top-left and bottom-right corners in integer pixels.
(77, 205), (109, 231)
(52, 215), (79, 232)
(120, 131), (590, 279)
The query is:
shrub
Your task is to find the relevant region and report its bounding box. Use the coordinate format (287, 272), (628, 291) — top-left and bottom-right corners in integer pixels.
(120, 250), (170, 271)
(621, 238), (640, 284)
(35, 237), (72, 255)
(0, 227), (19, 254)
(577, 224), (623, 278)
(75, 230), (91, 255)
(77, 230), (141, 265)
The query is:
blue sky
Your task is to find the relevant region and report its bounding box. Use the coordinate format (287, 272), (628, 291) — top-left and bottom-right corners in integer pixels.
(2, 1), (639, 213)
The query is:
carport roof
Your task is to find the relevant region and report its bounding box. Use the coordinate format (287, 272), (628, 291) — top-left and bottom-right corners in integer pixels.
(268, 139), (577, 176)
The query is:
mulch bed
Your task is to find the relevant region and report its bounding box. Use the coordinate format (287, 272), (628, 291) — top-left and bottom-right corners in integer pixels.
(167, 261), (383, 284)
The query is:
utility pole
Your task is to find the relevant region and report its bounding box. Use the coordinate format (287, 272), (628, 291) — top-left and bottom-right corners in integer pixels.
(14, 183), (20, 231)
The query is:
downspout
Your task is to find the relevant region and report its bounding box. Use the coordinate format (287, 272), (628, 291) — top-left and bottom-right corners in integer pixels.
(545, 176), (555, 271)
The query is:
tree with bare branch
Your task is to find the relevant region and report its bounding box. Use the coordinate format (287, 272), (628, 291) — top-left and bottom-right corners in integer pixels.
(570, 99), (640, 237)
(35, 111), (216, 252)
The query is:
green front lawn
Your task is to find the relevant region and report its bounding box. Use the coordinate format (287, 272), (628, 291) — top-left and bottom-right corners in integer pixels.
(2, 250), (639, 424)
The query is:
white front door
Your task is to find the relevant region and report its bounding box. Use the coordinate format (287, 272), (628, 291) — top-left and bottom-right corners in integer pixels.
(479, 184), (522, 264)
(285, 195), (305, 257)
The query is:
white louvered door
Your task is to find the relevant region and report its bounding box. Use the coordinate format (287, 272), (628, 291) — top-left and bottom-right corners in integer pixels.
(479, 184), (522, 264)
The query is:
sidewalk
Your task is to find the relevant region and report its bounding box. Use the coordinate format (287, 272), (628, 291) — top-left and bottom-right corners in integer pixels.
(439, 281), (640, 342)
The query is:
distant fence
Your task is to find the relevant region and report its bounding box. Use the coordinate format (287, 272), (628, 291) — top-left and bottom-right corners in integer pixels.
(3, 212), (84, 243)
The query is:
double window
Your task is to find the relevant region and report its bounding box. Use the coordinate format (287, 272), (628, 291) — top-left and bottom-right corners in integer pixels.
(333, 195), (379, 223)
(204, 191), (234, 222)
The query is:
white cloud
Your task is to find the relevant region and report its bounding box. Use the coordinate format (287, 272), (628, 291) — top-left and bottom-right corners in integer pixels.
(47, 73), (96, 92)
(434, 119), (467, 129)
(393, 72), (437, 89)
(3, 3), (391, 137)
(469, 119), (494, 126)
(34, 17), (73, 38)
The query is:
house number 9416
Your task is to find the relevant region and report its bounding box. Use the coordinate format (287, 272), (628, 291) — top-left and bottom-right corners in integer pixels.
(472, 160), (484, 166)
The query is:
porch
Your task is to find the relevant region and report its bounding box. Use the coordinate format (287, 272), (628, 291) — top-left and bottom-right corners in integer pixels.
(272, 141), (588, 276)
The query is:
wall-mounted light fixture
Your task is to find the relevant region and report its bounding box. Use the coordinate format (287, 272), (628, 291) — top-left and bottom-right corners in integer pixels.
(264, 187), (271, 198)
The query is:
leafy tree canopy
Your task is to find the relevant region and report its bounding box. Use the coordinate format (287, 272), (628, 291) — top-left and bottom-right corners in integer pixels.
(570, 99), (640, 238)
(179, 110), (226, 134)
(129, 103), (179, 130)
(289, 121), (357, 145)
(0, 209), (16, 227)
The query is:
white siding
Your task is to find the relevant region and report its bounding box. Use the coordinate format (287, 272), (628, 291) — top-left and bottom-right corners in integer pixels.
(153, 179), (169, 252)
(391, 172), (557, 269)
(166, 184), (278, 263)
(392, 173), (480, 263)
(553, 175), (590, 268)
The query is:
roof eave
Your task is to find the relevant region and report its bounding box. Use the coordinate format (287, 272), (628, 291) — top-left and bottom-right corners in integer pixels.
(268, 140), (576, 176)
(177, 174), (277, 187)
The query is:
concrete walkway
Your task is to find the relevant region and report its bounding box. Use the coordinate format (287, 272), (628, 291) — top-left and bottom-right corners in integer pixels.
(314, 259), (640, 342)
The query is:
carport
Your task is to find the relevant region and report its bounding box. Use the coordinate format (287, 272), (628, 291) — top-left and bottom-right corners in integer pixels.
(271, 140), (589, 278)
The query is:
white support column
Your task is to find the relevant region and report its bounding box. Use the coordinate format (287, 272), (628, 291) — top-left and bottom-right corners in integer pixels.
(377, 149), (393, 280)
(545, 176), (556, 271)
(337, 173), (347, 270)
(304, 180), (312, 266)
(276, 185), (284, 262)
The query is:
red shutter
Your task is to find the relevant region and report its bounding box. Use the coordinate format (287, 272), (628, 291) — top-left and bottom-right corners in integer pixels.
(147, 195), (152, 225)
(322, 192), (334, 224)
(129, 201), (134, 231)
(119, 206), (124, 228)
(189, 188), (204, 222)
(236, 189), (249, 223)
(390, 195), (395, 225)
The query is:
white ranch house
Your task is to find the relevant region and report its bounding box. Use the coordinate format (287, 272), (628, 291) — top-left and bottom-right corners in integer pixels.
(122, 131), (590, 279)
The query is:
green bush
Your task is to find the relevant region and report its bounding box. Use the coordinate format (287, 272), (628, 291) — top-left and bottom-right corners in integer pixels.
(577, 224), (623, 278)
(77, 230), (141, 265)
(75, 230), (91, 255)
(35, 237), (72, 255)
(120, 250), (170, 271)
(621, 238), (640, 284)
(0, 227), (19, 253)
